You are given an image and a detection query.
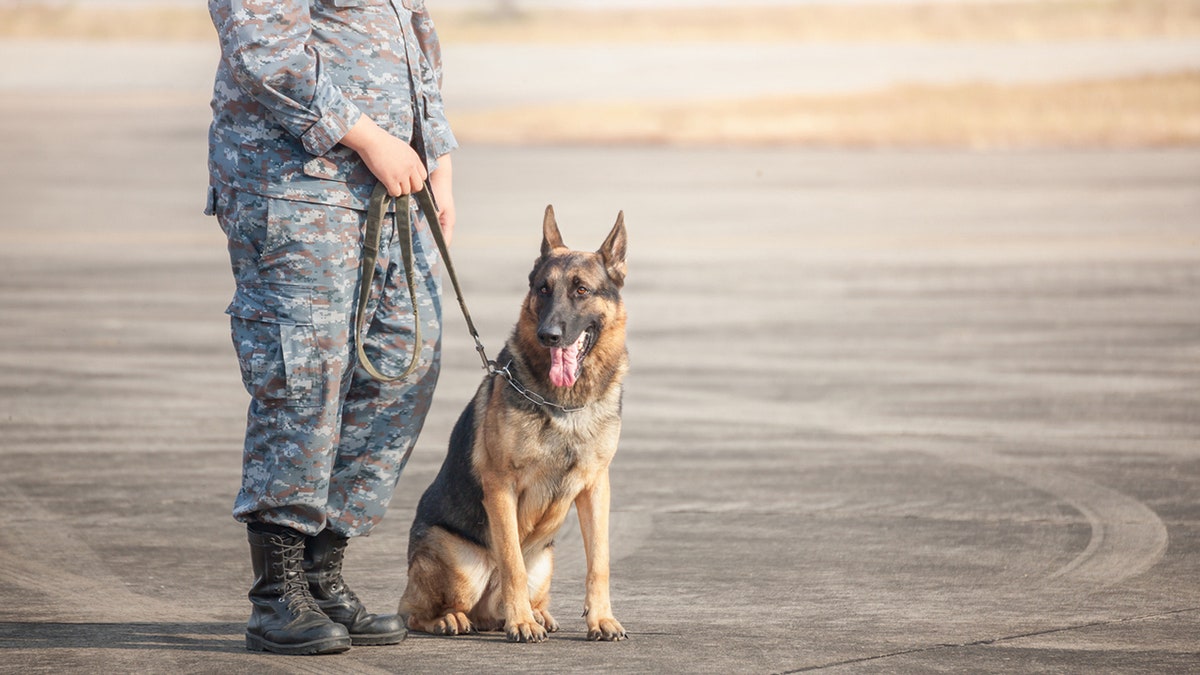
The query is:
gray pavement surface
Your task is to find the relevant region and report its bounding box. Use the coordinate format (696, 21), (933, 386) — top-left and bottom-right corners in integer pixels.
(2, 31), (1200, 675)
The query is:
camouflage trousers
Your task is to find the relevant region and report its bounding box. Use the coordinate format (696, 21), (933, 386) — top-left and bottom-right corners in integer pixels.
(213, 186), (442, 538)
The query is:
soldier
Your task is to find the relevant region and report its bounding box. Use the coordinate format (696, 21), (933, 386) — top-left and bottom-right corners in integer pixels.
(204, 0), (458, 656)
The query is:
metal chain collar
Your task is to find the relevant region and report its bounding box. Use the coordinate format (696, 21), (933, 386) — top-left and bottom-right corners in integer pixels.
(491, 360), (586, 414)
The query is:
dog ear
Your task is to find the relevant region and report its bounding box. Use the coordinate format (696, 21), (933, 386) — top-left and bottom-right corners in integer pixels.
(541, 205), (566, 258)
(598, 211), (627, 286)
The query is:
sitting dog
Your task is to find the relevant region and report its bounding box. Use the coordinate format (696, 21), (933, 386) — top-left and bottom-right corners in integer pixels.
(399, 205), (629, 643)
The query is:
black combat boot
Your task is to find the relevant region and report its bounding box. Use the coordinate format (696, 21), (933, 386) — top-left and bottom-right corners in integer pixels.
(245, 523), (352, 655)
(304, 529), (407, 645)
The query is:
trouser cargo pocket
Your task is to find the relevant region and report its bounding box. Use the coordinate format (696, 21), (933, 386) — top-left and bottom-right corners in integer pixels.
(227, 283), (322, 409)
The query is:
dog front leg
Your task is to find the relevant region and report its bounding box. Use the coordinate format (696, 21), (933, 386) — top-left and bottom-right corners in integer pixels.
(576, 470), (627, 641)
(482, 484), (547, 643)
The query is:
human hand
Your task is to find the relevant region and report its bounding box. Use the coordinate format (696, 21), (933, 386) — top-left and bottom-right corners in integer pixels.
(341, 115), (427, 196)
(429, 154), (455, 246)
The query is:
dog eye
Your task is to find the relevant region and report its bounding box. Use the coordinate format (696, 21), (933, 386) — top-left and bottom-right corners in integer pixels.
(575, 286), (590, 296)
(539, 284), (551, 296)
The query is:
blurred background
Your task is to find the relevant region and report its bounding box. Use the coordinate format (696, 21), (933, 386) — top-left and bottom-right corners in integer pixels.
(2, 0), (1197, 148)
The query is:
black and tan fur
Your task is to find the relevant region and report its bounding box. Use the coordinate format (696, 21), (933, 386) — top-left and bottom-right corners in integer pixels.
(399, 206), (629, 643)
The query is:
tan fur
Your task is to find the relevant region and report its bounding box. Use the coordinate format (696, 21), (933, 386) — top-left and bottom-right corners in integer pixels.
(399, 209), (629, 643)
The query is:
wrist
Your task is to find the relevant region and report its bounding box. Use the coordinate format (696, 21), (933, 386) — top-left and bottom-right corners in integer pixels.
(340, 115), (385, 154)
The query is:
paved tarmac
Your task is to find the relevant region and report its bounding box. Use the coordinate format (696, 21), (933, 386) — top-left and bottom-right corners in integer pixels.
(2, 36), (1200, 675)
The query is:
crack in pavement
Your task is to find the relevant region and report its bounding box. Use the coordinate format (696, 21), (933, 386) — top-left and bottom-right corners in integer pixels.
(776, 607), (1200, 673)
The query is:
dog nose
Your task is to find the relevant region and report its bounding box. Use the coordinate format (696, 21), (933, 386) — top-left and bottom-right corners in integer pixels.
(538, 325), (563, 347)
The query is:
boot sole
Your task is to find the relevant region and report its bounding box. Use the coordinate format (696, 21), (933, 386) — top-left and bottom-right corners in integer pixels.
(245, 632), (352, 655)
(350, 629), (407, 646)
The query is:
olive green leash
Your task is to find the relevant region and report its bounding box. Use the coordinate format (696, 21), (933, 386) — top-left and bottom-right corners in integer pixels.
(355, 181), (491, 382)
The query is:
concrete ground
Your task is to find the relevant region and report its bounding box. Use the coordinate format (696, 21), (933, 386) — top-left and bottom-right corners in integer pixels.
(1, 39), (1199, 674)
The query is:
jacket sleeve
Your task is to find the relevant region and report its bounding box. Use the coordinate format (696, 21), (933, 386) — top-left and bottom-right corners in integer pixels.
(210, 0), (362, 157)
(411, 6), (459, 161)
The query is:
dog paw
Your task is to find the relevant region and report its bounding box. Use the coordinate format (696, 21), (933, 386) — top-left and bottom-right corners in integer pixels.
(533, 608), (559, 633)
(506, 617), (548, 643)
(586, 617), (627, 642)
(433, 611), (474, 636)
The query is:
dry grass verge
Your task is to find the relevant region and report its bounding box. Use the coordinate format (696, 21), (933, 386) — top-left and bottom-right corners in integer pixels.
(448, 72), (1200, 148)
(1, 1), (1198, 43)
(8, 3), (1195, 148)
(440, 0), (1200, 44)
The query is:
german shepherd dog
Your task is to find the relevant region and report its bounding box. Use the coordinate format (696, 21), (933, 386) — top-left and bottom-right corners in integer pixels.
(399, 206), (629, 643)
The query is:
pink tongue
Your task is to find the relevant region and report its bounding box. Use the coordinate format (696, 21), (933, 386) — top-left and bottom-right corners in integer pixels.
(548, 334), (585, 388)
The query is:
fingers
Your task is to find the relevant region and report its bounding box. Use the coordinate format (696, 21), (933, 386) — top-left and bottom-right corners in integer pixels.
(386, 165), (428, 197)
(351, 129), (427, 196)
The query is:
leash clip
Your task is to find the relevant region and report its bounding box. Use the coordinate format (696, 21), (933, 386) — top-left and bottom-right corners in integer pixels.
(479, 344), (496, 373)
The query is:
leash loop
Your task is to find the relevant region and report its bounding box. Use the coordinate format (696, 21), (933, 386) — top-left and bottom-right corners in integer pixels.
(357, 181), (584, 415)
(356, 180), (491, 382)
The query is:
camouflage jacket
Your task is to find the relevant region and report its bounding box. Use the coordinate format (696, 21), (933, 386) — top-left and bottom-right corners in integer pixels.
(206, 0), (457, 211)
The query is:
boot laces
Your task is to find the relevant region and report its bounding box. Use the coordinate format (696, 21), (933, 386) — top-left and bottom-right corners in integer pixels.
(275, 536), (322, 614)
(323, 540), (362, 605)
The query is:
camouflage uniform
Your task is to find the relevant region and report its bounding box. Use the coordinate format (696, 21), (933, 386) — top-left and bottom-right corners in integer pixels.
(206, 0), (457, 538)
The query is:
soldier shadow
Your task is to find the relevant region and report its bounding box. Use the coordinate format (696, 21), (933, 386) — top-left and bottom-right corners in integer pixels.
(0, 622), (245, 653)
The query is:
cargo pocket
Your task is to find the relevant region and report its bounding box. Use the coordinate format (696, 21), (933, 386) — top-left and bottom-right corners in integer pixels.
(226, 283), (323, 409)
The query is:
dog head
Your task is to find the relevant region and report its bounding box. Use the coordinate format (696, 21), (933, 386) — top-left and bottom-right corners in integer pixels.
(523, 205), (627, 389)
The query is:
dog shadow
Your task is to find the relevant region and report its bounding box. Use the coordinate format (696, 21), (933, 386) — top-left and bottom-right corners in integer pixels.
(407, 629), (629, 644)
(0, 621), (245, 653)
